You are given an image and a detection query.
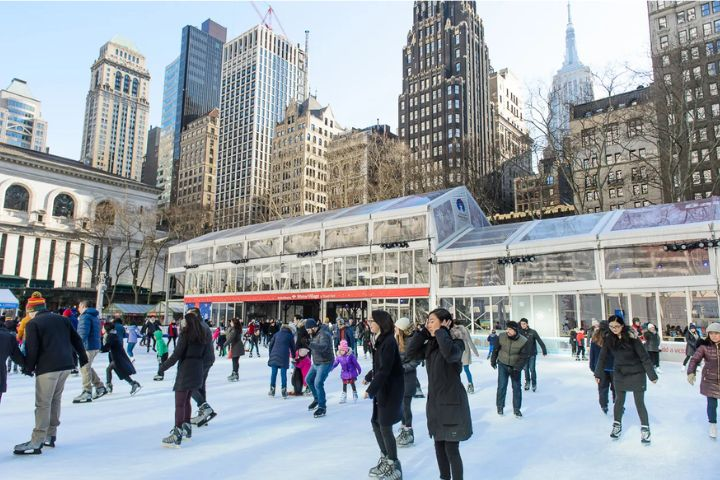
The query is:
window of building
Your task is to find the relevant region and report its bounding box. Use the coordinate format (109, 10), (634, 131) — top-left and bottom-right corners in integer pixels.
(703, 3), (712, 16)
(660, 35), (669, 49)
(455, 62), (461, 73)
(52, 194), (75, 218)
(3, 184), (30, 211)
(658, 16), (667, 29)
(693, 171), (702, 184)
(704, 169), (713, 183)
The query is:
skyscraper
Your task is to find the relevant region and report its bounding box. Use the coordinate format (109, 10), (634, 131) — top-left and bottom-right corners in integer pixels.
(0, 78), (48, 152)
(157, 19), (226, 206)
(548, 3), (594, 148)
(397, 1), (493, 194)
(141, 126), (160, 186)
(215, 25), (306, 229)
(80, 36), (150, 181)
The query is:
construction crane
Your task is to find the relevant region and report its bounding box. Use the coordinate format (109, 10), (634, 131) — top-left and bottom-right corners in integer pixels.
(250, 1), (289, 38)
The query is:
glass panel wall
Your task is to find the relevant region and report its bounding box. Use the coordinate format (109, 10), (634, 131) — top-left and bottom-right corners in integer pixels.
(532, 295), (556, 337)
(580, 294), (602, 331)
(455, 297), (472, 326)
(604, 245), (710, 279)
(169, 251), (187, 269)
(247, 238), (278, 259)
(215, 243), (244, 262)
(691, 290), (719, 333)
(438, 259), (505, 288)
(283, 231), (320, 255)
(414, 249), (429, 284)
(512, 295), (531, 324)
(415, 298), (429, 324)
(325, 224), (368, 249)
(472, 297), (491, 331)
(493, 296), (510, 330)
(659, 291), (688, 340)
(371, 253), (384, 285)
(605, 293), (628, 320)
(630, 293), (658, 327)
(557, 294), (577, 336)
(385, 252), (399, 285)
(514, 250), (595, 284)
(345, 256), (358, 286)
(374, 215), (426, 243)
(399, 251), (412, 285)
(358, 254), (371, 286)
(189, 247), (212, 265)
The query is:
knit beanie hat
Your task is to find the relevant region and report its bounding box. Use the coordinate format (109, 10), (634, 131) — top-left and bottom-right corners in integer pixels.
(707, 322), (720, 334)
(338, 340), (349, 353)
(62, 308), (73, 317)
(26, 292), (47, 313)
(506, 320), (519, 332)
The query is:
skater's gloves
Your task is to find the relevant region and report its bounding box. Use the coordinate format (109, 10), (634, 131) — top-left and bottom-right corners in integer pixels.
(687, 373), (696, 385)
(490, 362), (497, 370)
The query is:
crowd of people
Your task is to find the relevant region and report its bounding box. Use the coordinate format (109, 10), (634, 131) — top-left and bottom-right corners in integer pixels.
(2, 292), (720, 480)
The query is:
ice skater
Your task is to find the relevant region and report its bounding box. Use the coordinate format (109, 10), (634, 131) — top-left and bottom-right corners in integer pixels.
(332, 340), (361, 403)
(491, 321), (531, 418)
(226, 318), (245, 382)
(589, 321), (615, 414)
(267, 320), (296, 398)
(394, 317), (420, 448)
(305, 318), (334, 418)
(101, 322), (142, 396)
(594, 315), (657, 444)
(0, 319), (24, 405)
(683, 324), (702, 368)
(153, 326), (169, 380)
(190, 309), (217, 428)
(519, 318), (547, 392)
(454, 321), (479, 394)
(686, 322), (720, 439)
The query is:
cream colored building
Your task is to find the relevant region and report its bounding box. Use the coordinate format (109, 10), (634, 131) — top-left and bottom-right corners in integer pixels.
(80, 36), (150, 182)
(570, 86), (662, 212)
(270, 97), (343, 219)
(176, 109), (219, 212)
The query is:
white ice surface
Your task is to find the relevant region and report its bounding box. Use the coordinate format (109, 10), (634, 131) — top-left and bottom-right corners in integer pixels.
(0, 347), (717, 480)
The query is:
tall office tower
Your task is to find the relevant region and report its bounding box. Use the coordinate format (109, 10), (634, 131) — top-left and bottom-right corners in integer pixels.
(270, 97), (343, 219)
(80, 36), (150, 181)
(548, 3), (594, 148)
(397, 1), (493, 194)
(156, 19), (226, 206)
(0, 78), (48, 152)
(215, 25), (306, 229)
(176, 109), (219, 214)
(141, 126), (160, 186)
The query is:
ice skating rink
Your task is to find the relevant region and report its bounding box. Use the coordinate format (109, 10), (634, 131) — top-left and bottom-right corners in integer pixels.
(0, 348), (716, 480)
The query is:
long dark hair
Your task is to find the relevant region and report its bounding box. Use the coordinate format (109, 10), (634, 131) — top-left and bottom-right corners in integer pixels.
(429, 307), (454, 327)
(182, 311), (208, 344)
(230, 317), (242, 331)
(606, 315), (632, 348)
(371, 310), (394, 335)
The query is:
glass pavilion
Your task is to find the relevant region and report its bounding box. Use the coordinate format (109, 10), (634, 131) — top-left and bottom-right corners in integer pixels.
(169, 187), (720, 345)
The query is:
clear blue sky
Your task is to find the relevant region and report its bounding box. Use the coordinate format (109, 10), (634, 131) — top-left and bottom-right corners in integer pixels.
(0, 1), (651, 160)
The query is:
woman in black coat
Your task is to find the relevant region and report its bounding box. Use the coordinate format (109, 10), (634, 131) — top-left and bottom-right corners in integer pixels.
(268, 323), (296, 398)
(101, 323), (141, 395)
(158, 311), (212, 447)
(595, 315), (658, 444)
(406, 308), (471, 480)
(226, 318), (245, 382)
(363, 310), (404, 479)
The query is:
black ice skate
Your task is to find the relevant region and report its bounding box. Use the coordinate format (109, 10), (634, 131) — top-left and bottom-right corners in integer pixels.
(610, 421), (622, 439)
(191, 403), (217, 427)
(13, 440), (43, 455)
(641, 426), (651, 445)
(313, 407), (326, 418)
(307, 400), (318, 411)
(43, 436), (56, 448)
(130, 382), (142, 396)
(162, 427), (182, 448)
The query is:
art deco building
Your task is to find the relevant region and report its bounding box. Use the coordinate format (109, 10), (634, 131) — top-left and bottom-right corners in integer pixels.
(80, 36), (150, 181)
(176, 109), (219, 214)
(270, 97), (343, 218)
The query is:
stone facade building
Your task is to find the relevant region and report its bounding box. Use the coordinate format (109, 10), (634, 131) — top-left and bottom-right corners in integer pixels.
(514, 156), (572, 213)
(176, 109), (219, 215)
(270, 98), (343, 218)
(570, 86), (662, 212)
(80, 36), (150, 182)
(397, 1), (493, 193)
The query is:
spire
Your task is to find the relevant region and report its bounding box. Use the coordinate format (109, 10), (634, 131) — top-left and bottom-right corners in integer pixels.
(563, 2), (579, 67)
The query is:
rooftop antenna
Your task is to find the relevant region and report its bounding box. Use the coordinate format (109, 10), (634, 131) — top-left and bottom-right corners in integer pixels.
(304, 30), (310, 100)
(250, 1), (289, 38)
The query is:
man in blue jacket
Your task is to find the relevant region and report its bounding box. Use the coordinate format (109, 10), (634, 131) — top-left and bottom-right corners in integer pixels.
(73, 300), (107, 403)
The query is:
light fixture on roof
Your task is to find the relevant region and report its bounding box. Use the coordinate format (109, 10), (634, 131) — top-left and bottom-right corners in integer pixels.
(184, 264), (199, 270)
(297, 250), (319, 258)
(230, 258), (249, 264)
(498, 255), (535, 265)
(663, 240), (718, 251)
(380, 241), (410, 249)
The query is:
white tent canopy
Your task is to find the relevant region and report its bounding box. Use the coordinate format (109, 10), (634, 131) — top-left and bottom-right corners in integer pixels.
(0, 289), (19, 309)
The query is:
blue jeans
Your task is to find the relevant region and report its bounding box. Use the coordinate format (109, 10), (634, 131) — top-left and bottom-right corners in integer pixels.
(306, 363), (331, 409)
(497, 362), (522, 411)
(127, 342), (136, 357)
(523, 355), (537, 387)
(463, 365), (473, 385)
(709, 397), (718, 424)
(270, 366), (288, 389)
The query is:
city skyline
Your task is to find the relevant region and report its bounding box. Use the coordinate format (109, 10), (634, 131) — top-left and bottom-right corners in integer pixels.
(1, 1), (651, 161)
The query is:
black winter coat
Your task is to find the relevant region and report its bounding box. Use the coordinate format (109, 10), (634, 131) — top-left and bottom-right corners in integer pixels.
(595, 332), (658, 392)
(407, 327), (472, 442)
(399, 335), (421, 398)
(366, 331), (404, 426)
(159, 333), (212, 391)
(101, 331), (136, 381)
(201, 322), (215, 368)
(643, 331), (660, 352)
(226, 326), (245, 358)
(24, 311), (88, 376)
(520, 327), (547, 356)
(0, 325), (24, 392)
(268, 326), (296, 369)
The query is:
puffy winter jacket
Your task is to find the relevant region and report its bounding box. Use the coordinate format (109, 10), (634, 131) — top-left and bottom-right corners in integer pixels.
(643, 331), (660, 352)
(595, 330), (657, 392)
(520, 327), (547, 356)
(154, 329), (168, 357)
(685, 330), (702, 357)
(24, 311), (88, 376)
(688, 338), (720, 399)
(101, 331), (136, 380)
(309, 324), (334, 365)
(126, 325), (141, 343)
(0, 324), (24, 392)
(491, 332), (530, 370)
(268, 326), (296, 369)
(332, 352), (362, 381)
(454, 324), (479, 366)
(77, 308), (102, 351)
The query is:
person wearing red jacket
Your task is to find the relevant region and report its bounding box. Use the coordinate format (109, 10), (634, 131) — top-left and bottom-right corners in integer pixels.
(246, 320), (261, 357)
(575, 330), (586, 361)
(167, 321), (178, 350)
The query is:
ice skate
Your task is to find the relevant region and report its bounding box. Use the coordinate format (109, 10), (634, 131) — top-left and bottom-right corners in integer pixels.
(514, 409), (523, 419)
(192, 403), (217, 427)
(377, 458), (402, 480)
(161, 427), (182, 448)
(467, 383), (474, 394)
(396, 427), (414, 447)
(70, 369), (79, 376)
(532, 385), (537, 392)
(227, 372), (239, 382)
(130, 382), (142, 396)
(610, 421), (622, 439)
(524, 383), (530, 391)
(641, 426), (651, 445)
(281, 387), (288, 399)
(308, 400), (318, 411)
(93, 385), (108, 399)
(497, 407), (504, 416)
(43, 436), (56, 448)
(313, 407), (326, 418)
(73, 390), (93, 404)
(181, 422), (192, 440)
(353, 391), (358, 402)
(13, 440), (43, 455)
(339, 392), (347, 404)
(710, 423), (717, 439)
(268, 386), (276, 397)
(153, 374), (164, 381)
(368, 456), (387, 478)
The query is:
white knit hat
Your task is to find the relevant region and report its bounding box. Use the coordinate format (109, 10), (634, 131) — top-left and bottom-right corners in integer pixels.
(707, 322), (720, 334)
